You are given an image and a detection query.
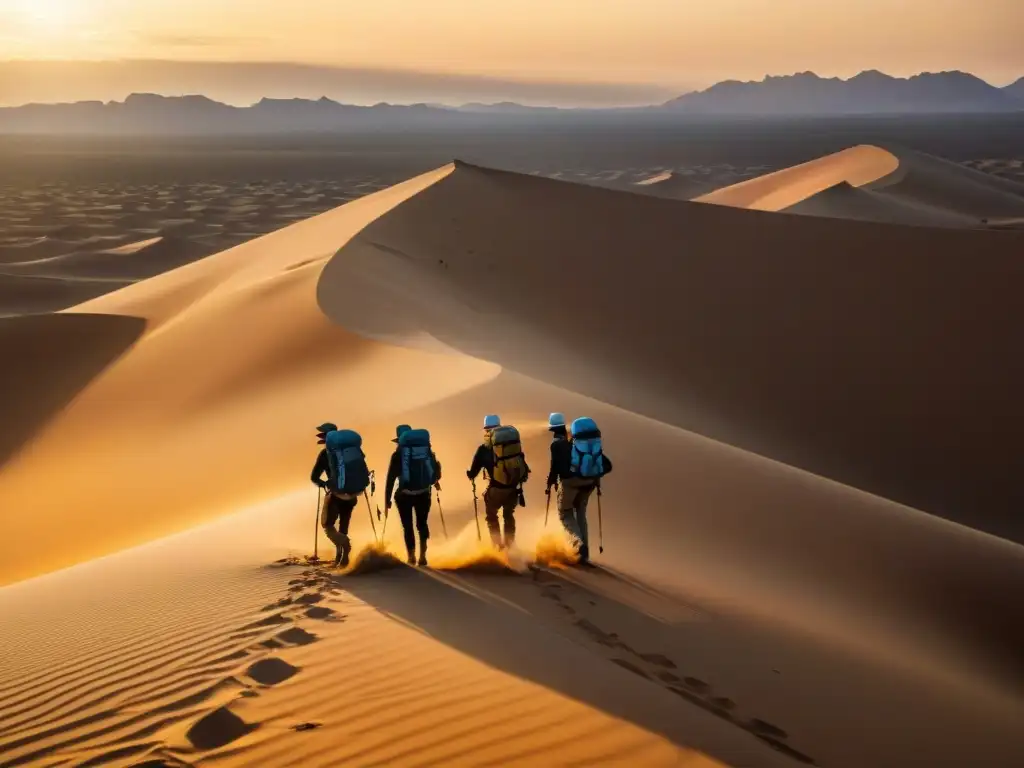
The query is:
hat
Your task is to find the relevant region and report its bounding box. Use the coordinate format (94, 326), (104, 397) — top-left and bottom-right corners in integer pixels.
(316, 422), (337, 444)
(483, 414), (501, 430)
(548, 412), (566, 430)
(392, 424), (412, 443)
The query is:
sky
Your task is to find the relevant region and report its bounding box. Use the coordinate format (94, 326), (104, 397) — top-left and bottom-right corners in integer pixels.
(0, 0), (1022, 107)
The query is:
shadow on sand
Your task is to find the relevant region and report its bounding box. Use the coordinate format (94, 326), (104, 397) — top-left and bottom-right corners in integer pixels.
(0, 312), (146, 469)
(335, 561), (816, 766)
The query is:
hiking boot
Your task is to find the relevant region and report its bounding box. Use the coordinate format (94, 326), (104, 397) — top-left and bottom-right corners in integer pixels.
(339, 548), (350, 569)
(578, 544), (590, 565)
(417, 543), (428, 567)
(333, 550), (343, 567)
(407, 550), (416, 565)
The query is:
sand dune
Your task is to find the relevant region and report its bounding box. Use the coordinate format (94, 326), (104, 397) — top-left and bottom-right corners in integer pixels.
(0, 235), (210, 281)
(0, 176), (415, 315)
(321, 161), (1024, 542)
(785, 181), (975, 227)
(866, 147), (1024, 219)
(2, 156), (1024, 766)
(632, 171), (719, 200)
(695, 145), (899, 211)
(699, 144), (1024, 226)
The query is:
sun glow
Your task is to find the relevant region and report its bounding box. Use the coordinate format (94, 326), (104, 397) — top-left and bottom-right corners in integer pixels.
(14, 0), (83, 29)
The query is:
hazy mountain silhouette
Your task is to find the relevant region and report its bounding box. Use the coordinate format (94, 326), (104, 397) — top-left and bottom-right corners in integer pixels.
(663, 71), (1024, 115)
(1004, 76), (1024, 100)
(1, 70), (1023, 134)
(0, 93), (470, 134)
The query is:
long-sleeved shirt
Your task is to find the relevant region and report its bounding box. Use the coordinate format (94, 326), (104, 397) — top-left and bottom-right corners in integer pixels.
(385, 448), (442, 503)
(468, 443), (530, 489)
(310, 449), (330, 487)
(547, 440), (614, 487)
(546, 437), (572, 488)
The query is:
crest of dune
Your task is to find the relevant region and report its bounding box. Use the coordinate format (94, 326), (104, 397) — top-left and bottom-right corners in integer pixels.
(694, 144), (900, 211)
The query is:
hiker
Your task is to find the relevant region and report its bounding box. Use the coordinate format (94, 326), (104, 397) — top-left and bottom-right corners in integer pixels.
(385, 424), (441, 566)
(551, 416), (612, 565)
(467, 414), (529, 549)
(311, 423), (371, 567)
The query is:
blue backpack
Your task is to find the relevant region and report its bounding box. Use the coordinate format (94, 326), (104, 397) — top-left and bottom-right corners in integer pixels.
(398, 428), (436, 492)
(570, 417), (605, 479)
(325, 429), (370, 496)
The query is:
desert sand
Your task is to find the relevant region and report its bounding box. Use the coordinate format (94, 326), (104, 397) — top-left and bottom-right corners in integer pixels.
(697, 144), (1024, 227)
(2, 146), (1024, 767)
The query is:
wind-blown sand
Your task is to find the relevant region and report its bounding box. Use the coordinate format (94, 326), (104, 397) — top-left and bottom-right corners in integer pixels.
(2, 151), (1024, 767)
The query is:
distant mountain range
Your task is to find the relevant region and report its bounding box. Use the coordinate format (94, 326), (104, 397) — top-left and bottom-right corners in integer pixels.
(1, 71), (1022, 134)
(662, 71), (1024, 115)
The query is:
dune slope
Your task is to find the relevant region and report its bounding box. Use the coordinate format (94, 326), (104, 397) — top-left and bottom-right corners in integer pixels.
(2, 160), (1024, 767)
(700, 144), (1024, 226)
(694, 145), (899, 211)
(0, 166), (501, 584)
(320, 161), (1024, 542)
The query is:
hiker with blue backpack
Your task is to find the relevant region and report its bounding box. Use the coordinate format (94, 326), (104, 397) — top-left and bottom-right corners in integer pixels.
(548, 416), (612, 565)
(384, 424), (442, 566)
(311, 422), (372, 567)
(467, 415), (530, 550)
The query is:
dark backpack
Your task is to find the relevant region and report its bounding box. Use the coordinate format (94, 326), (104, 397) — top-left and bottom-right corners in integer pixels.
(398, 428), (436, 492)
(325, 429), (370, 495)
(569, 417), (605, 479)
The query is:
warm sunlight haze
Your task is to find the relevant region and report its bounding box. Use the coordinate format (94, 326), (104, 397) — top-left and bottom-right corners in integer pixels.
(1, 2), (1024, 767)
(0, 0), (1022, 106)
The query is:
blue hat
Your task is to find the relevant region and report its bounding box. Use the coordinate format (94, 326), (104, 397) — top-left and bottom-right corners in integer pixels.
(392, 424), (412, 443)
(548, 412), (566, 429)
(316, 422), (337, 433)
(483, 414), (500, 430)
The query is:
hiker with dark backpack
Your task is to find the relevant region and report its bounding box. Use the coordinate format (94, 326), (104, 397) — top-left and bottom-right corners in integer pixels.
(310, 424), (371, 567)
(545, 412), (571, 492)
(467, 414), (530, 550)
(385, 424), (442, 566)
(558, 417), (613, 565)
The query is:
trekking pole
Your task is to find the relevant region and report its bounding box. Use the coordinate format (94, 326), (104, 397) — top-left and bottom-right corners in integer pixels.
(544, 480), (557, 527)
(364, 490), (379, 545)
(436, 487), (449, 539)
(471, 479), (482, 542)
(312, 486), (322, 562)
(597, 484), (604, 554)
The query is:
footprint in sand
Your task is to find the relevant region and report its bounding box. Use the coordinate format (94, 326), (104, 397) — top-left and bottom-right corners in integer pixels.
(243, 612), (292, 630)
(304, 606), (342, 621)
(276, 627), (319, 646)
(246, 657), (299, 686)
(292, 722), (323, 732)
(262, 597), (293, 611)
(186, 706), (258, 750)
(295, 592), (324, 605)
